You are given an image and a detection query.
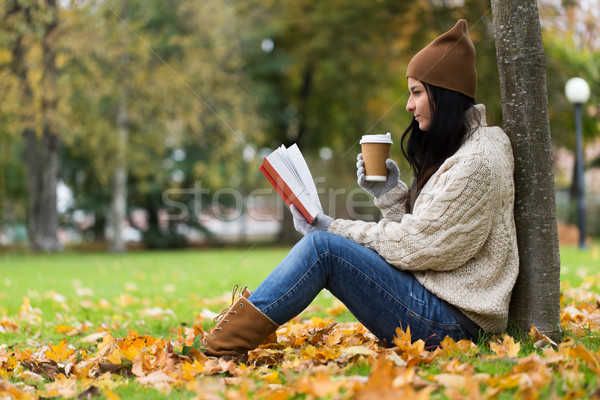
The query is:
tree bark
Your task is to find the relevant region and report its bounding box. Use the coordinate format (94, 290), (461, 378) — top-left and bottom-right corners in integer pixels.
(491, 0), (562, 340)
(16, 0), (62, 252)
(109, 101), (128, 253)
(24, 130), (61, 253)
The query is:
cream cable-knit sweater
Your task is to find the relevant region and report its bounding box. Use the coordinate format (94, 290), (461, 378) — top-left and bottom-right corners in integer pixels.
(328, 104), (519, 333)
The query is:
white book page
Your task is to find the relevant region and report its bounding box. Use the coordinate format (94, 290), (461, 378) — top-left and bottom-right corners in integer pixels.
(284, 144), (321, 211)
(265, 144), (321, 217)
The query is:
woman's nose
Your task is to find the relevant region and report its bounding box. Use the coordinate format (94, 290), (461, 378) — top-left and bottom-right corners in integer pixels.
(406, 98), (414, 112)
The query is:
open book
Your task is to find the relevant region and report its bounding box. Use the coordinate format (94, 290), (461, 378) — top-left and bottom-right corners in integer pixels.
(259, 144), (322, 224)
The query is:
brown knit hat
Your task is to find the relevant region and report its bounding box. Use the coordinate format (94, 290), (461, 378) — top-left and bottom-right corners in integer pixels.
(406, 19), (477, 99)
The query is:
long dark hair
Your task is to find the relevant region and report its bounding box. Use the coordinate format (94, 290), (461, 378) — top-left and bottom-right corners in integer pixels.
(401, 83), (476, 213)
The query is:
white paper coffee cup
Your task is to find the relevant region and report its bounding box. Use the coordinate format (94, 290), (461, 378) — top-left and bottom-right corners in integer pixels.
(359, 132), (393, 182)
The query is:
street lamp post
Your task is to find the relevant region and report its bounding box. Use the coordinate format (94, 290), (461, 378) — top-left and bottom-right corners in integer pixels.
(565, 77), (591, 249)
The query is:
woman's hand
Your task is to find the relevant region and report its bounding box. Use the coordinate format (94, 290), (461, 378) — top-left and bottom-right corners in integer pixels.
(290, 206), (333, 236)
(356, 154), (400, 198)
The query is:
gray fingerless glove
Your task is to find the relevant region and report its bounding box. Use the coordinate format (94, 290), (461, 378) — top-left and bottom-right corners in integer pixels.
(290, 205), (333, 236)
(356, 153), (400, 198)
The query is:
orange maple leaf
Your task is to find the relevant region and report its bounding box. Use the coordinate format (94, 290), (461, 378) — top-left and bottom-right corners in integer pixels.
(529, 325), (558, 348)
(119, 336), (154, 361)
(439, 336), (478, 356)
(489, 335), (520, 358)
(353, 355), (430, 400)
(96, 333), (122, 365)
(0, 378), (32, 399)
(569, 345), (600, 373)
(45, 339), (74, 363)
(97, 333), (116, 352)
(43, 374), (77, 398)
(106, 346), (122, 365)
(486, 353), (552, 397)
(181, 359), (205, 381)
(391, 326), (428, 367)
(300, 344), (340, 363)
(0, 317), (19, 333)
(296, 371), (345, 398)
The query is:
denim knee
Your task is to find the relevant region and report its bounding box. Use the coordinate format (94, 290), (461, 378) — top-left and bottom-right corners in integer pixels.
(305, 230), (336, 247)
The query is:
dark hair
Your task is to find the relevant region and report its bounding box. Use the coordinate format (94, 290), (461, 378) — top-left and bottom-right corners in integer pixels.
(401, 82), (476, 213)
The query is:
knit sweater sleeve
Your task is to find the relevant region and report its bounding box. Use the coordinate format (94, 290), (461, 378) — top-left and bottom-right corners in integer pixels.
(328, 153), (499, 271)
(373, 181), (409, 222)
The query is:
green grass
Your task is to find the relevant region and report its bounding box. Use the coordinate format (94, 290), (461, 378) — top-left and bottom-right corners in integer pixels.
(1, 241), (598, 345)
(1, 246), (287, 306)
(2, 242), (600, 399)
(559, 240), (600, 289)
(1, 241), (598, 338)
(0, 245), (356, 346)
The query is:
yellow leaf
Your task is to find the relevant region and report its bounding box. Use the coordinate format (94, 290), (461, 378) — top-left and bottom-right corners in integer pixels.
(98, 333), (116, 353)
(0, 378), (30, 399)
(341, 346), (377, 358)
(44, 374), (77, 398)
(442, 358), (474, 374)
(440, 336), (457, 352)
(55, 325), (76, 335)
(487, 373), (520, 390)
(433, 373), (467, 389)
(106, 346), (122, 365)
(392, 325), (413, 349)
(181, 360), (205, 381)
(456, 339), (478, 354)
(45, 339), (74, 363)
(296, 371), (344, 398)
(300, 344), (340, 362)
(136, 370), (176, 386)
(570, 345), (600, 371)
(529, 325), (558, 348)
(354, 355), (430, 400)
(324, 328), (344, 347)
(126, 329), (141, 340)
(490, 335), (520, 358)
(119, 337), (148, 361)
(262, 371), (281, 384)
(104, 389), (121, 400)
(542, 346), (564, 363)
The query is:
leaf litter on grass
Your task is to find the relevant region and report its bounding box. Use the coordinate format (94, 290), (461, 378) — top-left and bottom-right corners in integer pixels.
(2, 283), (600, 399)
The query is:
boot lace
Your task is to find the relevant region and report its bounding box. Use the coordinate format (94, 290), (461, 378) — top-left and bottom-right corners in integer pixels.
(210, 284), (249, 331)
(202, 284), (249, 343)
(202, 284), (251, 344)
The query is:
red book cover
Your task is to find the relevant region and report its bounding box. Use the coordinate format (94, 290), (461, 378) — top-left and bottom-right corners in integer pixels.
(260, 158), (316, 224)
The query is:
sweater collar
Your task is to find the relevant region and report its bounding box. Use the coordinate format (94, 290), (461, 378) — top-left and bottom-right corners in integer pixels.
(466, 104), (487, 128)
(463, 104), (487, 138)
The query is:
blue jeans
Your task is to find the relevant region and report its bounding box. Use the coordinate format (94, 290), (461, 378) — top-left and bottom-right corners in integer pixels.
(248, 231), (473, 348)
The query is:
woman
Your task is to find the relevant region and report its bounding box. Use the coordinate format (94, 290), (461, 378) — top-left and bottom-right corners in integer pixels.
(202, 19), (519, 357)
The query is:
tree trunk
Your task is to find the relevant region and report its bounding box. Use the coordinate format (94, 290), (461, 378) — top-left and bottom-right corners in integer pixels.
(107, 3), (132, 253)
(21, 0), (62, 252)
(109, 101), (128, 253)
(24, 130), (62, 252)
(277, 206), (300, 244)
(491, 0), (562, 340)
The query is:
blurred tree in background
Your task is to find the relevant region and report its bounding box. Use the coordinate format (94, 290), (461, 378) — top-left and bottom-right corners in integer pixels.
(239, 0), (416, 151)
(539, 0), (600, 234)
(1, 0), (62, 252)
(237, 0), (418, 241)
(58, 0), (261, 250)
(0, 0), (598, 250)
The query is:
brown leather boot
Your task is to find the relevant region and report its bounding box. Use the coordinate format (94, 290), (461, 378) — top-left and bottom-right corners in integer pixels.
(202, 285), (279, 357)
